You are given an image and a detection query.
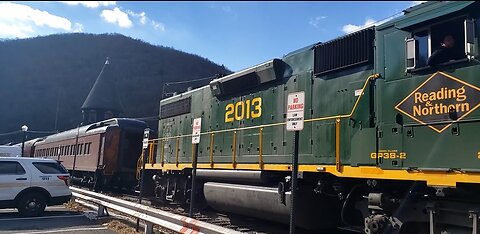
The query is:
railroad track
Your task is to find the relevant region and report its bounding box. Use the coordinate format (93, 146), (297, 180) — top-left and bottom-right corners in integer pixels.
(70, 186), (292, 234)
(71, 186), (357, 234)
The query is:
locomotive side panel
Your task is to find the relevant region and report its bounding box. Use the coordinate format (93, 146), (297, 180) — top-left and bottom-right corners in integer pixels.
(376, 8), (480, 171)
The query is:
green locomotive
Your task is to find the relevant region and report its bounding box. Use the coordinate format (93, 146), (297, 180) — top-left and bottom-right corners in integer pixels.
(145, 1), (480, 233)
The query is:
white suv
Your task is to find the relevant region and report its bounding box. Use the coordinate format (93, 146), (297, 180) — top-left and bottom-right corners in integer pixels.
(0, 157), (72, 216)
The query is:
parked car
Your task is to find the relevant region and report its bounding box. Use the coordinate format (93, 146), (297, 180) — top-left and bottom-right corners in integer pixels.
(0, 157), (72, 216)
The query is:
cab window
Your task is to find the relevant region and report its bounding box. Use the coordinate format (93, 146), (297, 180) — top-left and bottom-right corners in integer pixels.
(406, 17), (475, 71)
(0, 161), (26, 175)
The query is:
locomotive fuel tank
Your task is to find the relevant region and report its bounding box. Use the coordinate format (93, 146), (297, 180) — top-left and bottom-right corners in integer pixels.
(196, 169), (274, 184)
(203, 182), (340, 230)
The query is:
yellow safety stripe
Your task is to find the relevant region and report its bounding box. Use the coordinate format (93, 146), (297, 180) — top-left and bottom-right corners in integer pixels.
(144, 163), (480, 187)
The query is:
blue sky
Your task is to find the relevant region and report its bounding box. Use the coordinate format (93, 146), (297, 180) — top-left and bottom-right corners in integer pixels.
(0, 1), (424, 72)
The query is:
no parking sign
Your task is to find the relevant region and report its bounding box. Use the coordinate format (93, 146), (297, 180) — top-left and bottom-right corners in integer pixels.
(286, 92), (305, 131)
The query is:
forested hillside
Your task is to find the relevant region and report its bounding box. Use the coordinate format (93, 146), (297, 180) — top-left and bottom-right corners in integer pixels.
(0, 33), (230, 144)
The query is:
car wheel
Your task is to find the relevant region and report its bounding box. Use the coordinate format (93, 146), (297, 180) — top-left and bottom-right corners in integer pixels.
(17, 193), (47, 216)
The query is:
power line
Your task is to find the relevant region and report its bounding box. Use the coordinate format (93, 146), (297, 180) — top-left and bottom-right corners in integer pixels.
(0, 130), (57, 137)
(0, 130), (22, 137)
(28, 130), (58, 134)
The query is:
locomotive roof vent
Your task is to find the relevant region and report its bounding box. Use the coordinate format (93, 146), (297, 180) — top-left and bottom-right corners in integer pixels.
(209, 59), (286, 97)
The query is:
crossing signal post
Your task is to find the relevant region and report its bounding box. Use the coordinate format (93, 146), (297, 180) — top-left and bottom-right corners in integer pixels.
(286, 91), (305, 234)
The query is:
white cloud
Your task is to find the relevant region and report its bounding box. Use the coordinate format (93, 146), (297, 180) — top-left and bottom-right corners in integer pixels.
(0, 2), (79, 38)
(410, 1), (427, 7)
(100, 7), (132, 28)
(139, 13), (147, 24)
(126, 10), (147, 25)
(126, 9), (165, 31)
(152, 21), (165, 31)
(73, 23), (83, 32)
(0, 21), (33, 38)
(59, 1), (116, 8)
(309, 16), (327, 28)
(342, 15), (399, 34)
(342, 18), (376, 34)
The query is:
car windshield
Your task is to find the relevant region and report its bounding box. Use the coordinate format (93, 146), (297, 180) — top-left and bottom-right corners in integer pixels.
(32, 162), (69, 174)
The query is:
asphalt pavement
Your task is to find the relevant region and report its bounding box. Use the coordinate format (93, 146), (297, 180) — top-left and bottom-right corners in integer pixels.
(0, 206), (116, 234)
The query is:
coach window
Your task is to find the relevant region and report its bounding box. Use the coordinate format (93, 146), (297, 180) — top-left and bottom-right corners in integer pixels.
(84, 143), (90, 155)
(65, 145), (70, 155)
(79, 143), (84, 155)
(406, 17), (474, 71)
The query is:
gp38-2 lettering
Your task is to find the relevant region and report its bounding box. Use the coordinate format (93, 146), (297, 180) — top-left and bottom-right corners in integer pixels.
(370, 152), (407, 159)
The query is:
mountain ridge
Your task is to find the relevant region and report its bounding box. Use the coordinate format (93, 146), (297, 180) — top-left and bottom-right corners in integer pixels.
(0, 33), (230, 144)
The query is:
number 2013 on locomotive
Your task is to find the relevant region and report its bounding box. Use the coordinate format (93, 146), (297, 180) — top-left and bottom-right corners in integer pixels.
(225, 97), (262, 122)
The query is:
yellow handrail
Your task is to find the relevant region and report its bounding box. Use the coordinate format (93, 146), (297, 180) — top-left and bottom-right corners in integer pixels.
(153, 73), (380, 142)
(160, 140), (165, 166)
(175, 137), (179, 166)
(232, 131), (237, 167)
(152, 73), (380, 169)
(210, 133), (215, 167)
(259, 127), (263, 168)
(335, 118), (341, 172)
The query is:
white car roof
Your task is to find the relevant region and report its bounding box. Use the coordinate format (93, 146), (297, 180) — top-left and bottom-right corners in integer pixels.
(0, 157), (58, 162)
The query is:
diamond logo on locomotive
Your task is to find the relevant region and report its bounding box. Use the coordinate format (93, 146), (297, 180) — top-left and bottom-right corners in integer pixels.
(395, 71), (480, 133)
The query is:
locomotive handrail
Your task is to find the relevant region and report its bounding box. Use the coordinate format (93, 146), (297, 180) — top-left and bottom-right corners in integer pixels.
(151, 73), (381, 142)
(147, 73), (381, 170)
(70, 186), (242, 234)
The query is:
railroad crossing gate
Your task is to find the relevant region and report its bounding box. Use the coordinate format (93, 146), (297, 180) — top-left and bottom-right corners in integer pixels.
(286, 91), (305, 131)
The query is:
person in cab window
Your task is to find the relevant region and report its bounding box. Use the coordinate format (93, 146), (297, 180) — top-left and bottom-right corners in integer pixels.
(427, 35), (465, 67)
(427, 35), (456, 67)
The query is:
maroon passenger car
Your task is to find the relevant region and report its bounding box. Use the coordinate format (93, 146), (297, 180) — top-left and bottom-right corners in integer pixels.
(24, 118), (148, 191)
